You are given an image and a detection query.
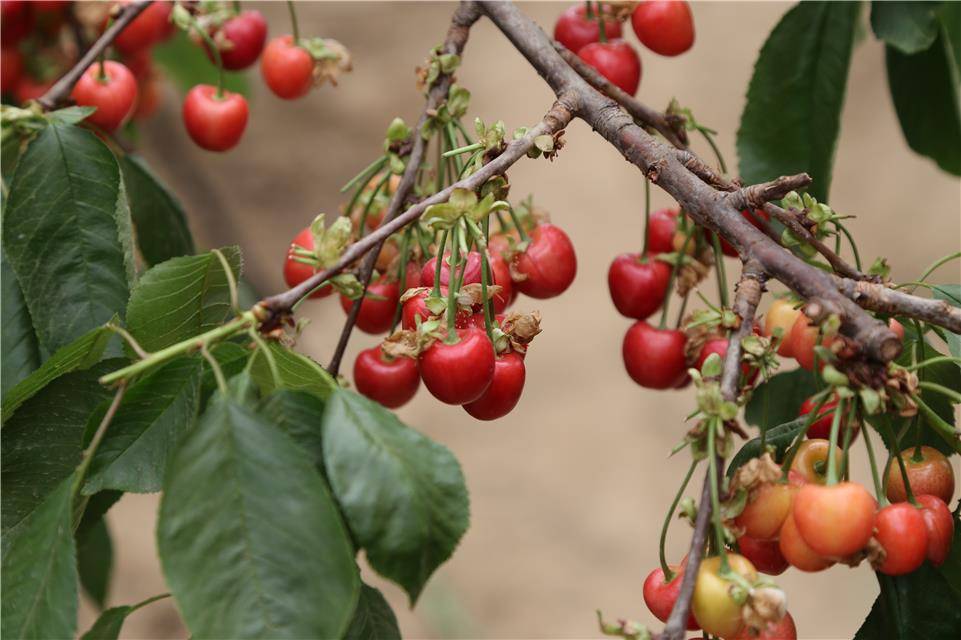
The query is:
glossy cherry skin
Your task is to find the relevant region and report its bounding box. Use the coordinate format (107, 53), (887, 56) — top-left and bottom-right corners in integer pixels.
(737, 535), (788, 576)
(113, 0), (173, 54)
(14, 76), (53, 103)
(631, 1), (695, 57)
(487, 252), (515, 312)
(917, 494), (955, 567)
(401, 288), (472, 331)
(778, 511), (834, 572)
(182, 84), (248, 152)
(736, 482), (793, 540)
(886, 446), (955, 504)
(642, 565), (699, 630)
(419, 328), (495, 405)
(789, 314), (834, 371)
(799, 394), (860, 442)
(789, 439), (841, 485)
(553, 3), (622, 54)
(578, 39), (641, 95)
(214, 10), (267, 70)
(717, 209), (769, 257)
(763, 298), (801, 357)
(607, 253), (670, 320)
(353, 348), (419, 409)
(691, 554), (757, 638)
(261, 35), (314, 100)
(695, 337), (758, 384)
(647, 208), (678, 255)
(283, 227), (332, 299)
(513, 223), (577, 299)
(622, 321), (688, 389)
(339, 278), (399, 335)
(793, 482), (876, 558)
(463, 352), (526, 420)
(1, 47), (22, 94)
(420, 251), (483, 289)
(70, 61), (138, 132)
(733, 612), (797, 640)
(875, 502), (928, 576)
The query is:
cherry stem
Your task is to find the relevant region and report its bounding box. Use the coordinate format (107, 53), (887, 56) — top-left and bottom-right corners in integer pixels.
(359, 172), (390, 236)
(390, 227), (413, 333)
(674, 292), (690, 329)
(232, 1), (242, 15)
(432, 229), (448, 297)
(596, 8), (607, 44)
(879, 418), (919, 506)
(584, 1), (594, 20)
(659, 459), (699, 582)
(710, 233), (729, 308)
(641, 177), (651, 256)
(914, 250), (961, 291)
(918, 380), (961, 404)
(779, 389), (831, 479)
(861, 421), (887, 506)
(446, 224), (461, 338)
(831, 220), (862, 271)
(697, 127), (727, 175)
(825, 396), (846, 485)
(707, 419), (730, 572)
(341, 155), (387, 194)
(906, 355), (961, 371)
(507, 205), (530, 242)
(186, 11), (226, 98)
(286, 0), (301, 44)
(658, 224), (695, 330)
(839, 401), (857, 480)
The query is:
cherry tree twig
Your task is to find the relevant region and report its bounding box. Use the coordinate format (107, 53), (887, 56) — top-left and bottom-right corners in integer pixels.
(326, 2), (482, 376)
(38, 0), (152, 110)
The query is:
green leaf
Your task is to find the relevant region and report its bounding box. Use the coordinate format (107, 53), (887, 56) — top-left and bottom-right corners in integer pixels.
(886, 31), (961, 176)
(323, 389), (469, 604)
(157, 394), (359, 639)
(83, 357), (203, 494)
(870, 1), (941, 54)
(932, 284), (961, 307)
(1, 250), (41, 399)
(2, 124), (131, 353)
(1, 361), (117, 535)
(125, 247), (242, 353)
(200, 341), (251, 402)
(77, 518), (113, 609)
(120, 155), (195, 267)
(1, 474), (79, 640)
(344, 584), (401, 640)
(80, 605), (131, 640)
(257, 389), (326, 472)
(940, 1), (961, 72)
(2, 322), (114, 423)
(249, 342), (338, 400)
(728, 417), (808, 478)
(737, 1), (861, 201)
(152, 31), (249, 97)
(854, 562), (961, 639)
(744, 368), (817, 430)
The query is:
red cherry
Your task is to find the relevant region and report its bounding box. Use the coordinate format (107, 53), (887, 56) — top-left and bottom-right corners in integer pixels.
(631, 0), (695, 57)
(792, 482), (876, 557)
(886, 446), (955, 504)
(642, 565), (699, 630)
(420, 251), (483, 289)
(14, 76), (54, 103)
(647, 208), (678, 255)
(113, 1), (173, 55)
(875, 502), (928, 575)
(1, 47), (23, 94)
(419, 328), (495, 405)
(463, 352), (526, 420)
(737, 535), (788, 576)
(736, 482), (793, 540)
(607, 253), (670, 320)
(799, 394), (860, 442)
(622, 321), (688, 389)
(916, 494), (955, 567)
(339, 277), (399, 335)
(261, 35), (314, 100)
(512, 223), (577, 299)
(717, 209), (770, 257)
(788, 313), (833, 371)
(578, 39), (641, 95)
(695, 337), (758, 384)
(401, 287), (471, 330)
(888, 318), (905, 341)
(182, 84), (248, 152)
(733, 612), (797, 640)
(353, 347), (419, 409)
(70, 61), (138, 132)
(1, 1), (31, 44)
(553, 3), (622, 54)
(283, 227), (332, 299)
(487, 252), (514, 312)
(134, 77), (161, 119)
(32, 1), (70, 13)
(211, 10), (267, 71)
(469, 312), (506, 331)
(778, 511), (834, 572)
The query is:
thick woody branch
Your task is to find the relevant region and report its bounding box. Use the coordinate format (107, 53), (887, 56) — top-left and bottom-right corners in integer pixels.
(478, 1), (901, 363)
(721, 262), (766, 400)
(833, 278), (961, 333)
(326, 1), (482, 376)
(261, 99), (574, 316)
(553, 42), (687, 148)
(38, 0), (151, 110)
(726, 174), (812, 211)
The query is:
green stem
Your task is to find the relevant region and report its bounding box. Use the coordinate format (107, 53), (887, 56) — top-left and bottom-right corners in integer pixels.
(390, 227), (413, 332)
(861, 423), (886, 504)
(779, 389), (831, 479)
(833, 221), (863, 271)
(468, 220), (495, 341)
(918, 380), (961, 403)
(916, 250), (961, 287)
(72, 383), (127, 501)
(707, 420), (729, 572)
(507, 206), (530, 242)
(914, 394), (961, 454)
(130, 593), (172, 613)
(442, 142), (483, 158)
(641, 178), (651, 256)
(286, 0), (300, 43)
(698, 128), (727, 174)
(710, 233), (729, 307)
(659, 226), (695, 329)
(186, 12), (225, 97)
(825, 396), (845, 485)
(446, 224), (461, 338)
(432, 229), (449, 297)
(359, 172), (390, 236)
(659, 459), (698, 582)
(341, 155), (388, 194)
(907, 355), (961, 371)
(892, 442), (919, 506)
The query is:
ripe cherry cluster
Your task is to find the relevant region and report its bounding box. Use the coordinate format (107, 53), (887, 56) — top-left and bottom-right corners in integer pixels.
(283, 179), (577, 421)
(1, 1), (349, 153)
(553, 0), (695, 96)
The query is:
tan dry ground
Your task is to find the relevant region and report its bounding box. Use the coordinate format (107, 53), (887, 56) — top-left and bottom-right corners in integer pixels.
(79, 2), (960, 638)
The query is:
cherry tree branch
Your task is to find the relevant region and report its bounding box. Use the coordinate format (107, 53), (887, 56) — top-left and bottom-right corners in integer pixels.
(833, 277), (961, 333)
(38, 0), (152, 110)
(326, 1), (482, 376)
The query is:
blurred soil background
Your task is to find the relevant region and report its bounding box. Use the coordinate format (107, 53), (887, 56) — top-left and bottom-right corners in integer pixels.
(76, 2), (959, 638)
